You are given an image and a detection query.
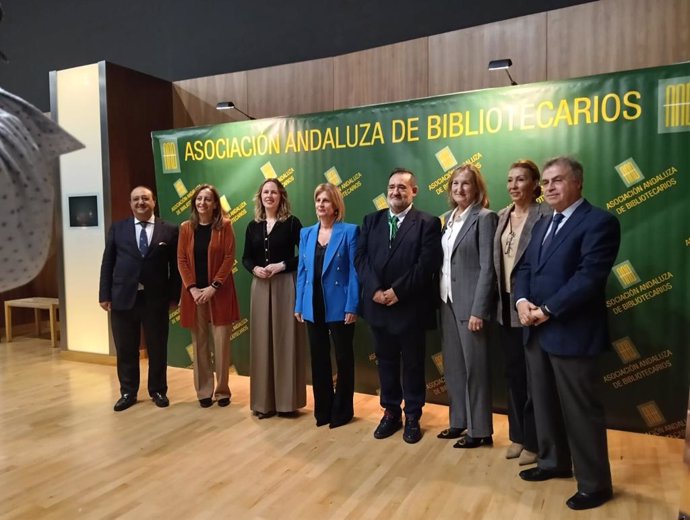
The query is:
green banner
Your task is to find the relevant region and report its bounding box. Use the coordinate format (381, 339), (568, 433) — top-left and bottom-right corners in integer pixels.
(153, 62), (689, 437)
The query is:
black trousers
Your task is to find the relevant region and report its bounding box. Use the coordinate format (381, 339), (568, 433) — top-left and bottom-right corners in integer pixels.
(110, 291), (169, 397)
(499, 321), (538, 452)
(371, 326), (426, 421)
(306, 320), (355, 424)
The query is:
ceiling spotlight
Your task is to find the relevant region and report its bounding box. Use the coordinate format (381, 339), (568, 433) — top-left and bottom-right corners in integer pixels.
(488, 59), (518, 86)
(216, 101), (255, 120)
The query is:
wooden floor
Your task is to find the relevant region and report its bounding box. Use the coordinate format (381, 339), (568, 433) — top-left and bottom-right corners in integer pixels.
(0, 336), (684, 520)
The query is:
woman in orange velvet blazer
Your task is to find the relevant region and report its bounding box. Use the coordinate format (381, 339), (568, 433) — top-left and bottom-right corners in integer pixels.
(178, 184), (240, 408)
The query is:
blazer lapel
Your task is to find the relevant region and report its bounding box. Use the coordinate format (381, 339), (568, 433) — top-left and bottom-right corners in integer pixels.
(513, 204), (543, 266)
(537, 201), (591, 268)
(388, 207), (416, 257)
(323, 223), (343, 272)
(452, 205), (479, 254)
(146, 219), (162, 257)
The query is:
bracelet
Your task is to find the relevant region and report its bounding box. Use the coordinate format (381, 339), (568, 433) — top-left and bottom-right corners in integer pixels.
(211, 281), (222, 289)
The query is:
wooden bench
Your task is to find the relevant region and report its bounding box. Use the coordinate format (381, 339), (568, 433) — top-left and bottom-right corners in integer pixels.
(4, 297), (60, 347)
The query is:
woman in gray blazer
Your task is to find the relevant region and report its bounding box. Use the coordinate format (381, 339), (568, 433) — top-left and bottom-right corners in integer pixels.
(493, 159), (547, 464)
(438, 164), (497, 448)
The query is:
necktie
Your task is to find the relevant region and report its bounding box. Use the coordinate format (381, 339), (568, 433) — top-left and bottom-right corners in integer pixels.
(139, 221), (149, 256)
(389, 214), (398, 246)
(540, 213), (564, 260)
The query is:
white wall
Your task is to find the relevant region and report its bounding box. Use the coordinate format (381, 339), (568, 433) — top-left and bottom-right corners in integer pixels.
(55, 63), (110, 354)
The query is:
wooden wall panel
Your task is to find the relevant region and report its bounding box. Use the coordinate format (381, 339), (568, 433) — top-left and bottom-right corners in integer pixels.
(105, 63), (173, 222)
(547, 0), (690, 80)
(429, 13), (547, 96)
(246, 58), (334, 119)
(173, 71), (248, 128)
(333, 39), (428, 110)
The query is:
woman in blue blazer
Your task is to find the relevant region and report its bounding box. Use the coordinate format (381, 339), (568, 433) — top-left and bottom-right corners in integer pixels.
(295, 183), (360, 428)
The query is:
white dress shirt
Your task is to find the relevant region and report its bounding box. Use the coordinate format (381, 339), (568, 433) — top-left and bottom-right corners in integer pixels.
(440, 205), (471, 303)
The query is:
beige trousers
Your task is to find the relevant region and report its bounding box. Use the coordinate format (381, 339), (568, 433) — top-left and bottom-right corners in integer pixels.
(190, 302), (232, 401)
(249, 273), (307, 413)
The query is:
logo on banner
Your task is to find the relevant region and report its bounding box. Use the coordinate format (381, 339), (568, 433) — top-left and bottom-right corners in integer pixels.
(372, 194), (388, 210)
(219, 195), (231, 213)
(160, 139), (181, 174)
(260, 162), (278, 179)
(637, 401), (666, 428)
(658, 76), (690, 133)
(611, 337), (641, 364)
(324, 166), (343, 186)
(435, 146), (458, 172)
(431, 352), (444, 375)
(612, 260), (641, 289)
(173, 179), (188, 198)
(614, 158), (645, 187)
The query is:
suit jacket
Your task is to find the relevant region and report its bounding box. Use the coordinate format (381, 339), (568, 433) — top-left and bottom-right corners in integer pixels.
(493, 202), (549, 327)
(442, 204), (497, 321)
(177, 218), (240, 328)
(355, 206), (442, 334)
(513, 199), (621, 357)
(294, 221), (360, 323)
(99, 217), (181, 311)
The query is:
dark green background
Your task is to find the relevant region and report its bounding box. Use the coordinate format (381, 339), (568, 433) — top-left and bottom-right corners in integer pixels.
(153, 62), (689, 437)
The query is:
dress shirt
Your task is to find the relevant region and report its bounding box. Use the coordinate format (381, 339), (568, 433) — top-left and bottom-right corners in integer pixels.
(541, 198), (584, 243)
(389, 204), (413, 240)
(440, 205), (471, 303)
(135, 216), (155, 245)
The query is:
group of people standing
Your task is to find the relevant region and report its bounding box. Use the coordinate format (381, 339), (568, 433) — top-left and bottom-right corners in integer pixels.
(99, 154), (620, 511)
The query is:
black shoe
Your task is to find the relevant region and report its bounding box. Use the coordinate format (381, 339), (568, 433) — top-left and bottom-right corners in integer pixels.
(373, 411), (403, 439)
(403, 419), (422, 444)
(329, 415), (353, 429)
(453, 434), (493, 449)
(519, 466), (573, 482)
(277, 411), (299, 418)
(199, 398), (213, 408)
(114, 394), (137, 412)
(151, 392), (169, 408)
(217, 398), (230, 407)
(566, 489), (613, 510)
(255, 410), (276, 419)
(437, 427), (464, 439)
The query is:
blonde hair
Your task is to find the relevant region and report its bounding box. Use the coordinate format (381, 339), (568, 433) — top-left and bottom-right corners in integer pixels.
(314, 183), (345, 222)
(252, 178), (292, 222)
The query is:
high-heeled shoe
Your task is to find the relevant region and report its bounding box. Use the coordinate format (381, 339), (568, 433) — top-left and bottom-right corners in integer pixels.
(453, 434), (493, 449)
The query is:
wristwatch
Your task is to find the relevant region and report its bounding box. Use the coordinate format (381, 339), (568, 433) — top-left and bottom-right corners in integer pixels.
(540, 304), (552, 317)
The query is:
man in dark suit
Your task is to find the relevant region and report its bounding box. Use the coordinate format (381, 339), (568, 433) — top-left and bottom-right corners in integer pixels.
(356, 168), (442, 443)
(514, 157), (621, 510)
(99, 186), (181, 412)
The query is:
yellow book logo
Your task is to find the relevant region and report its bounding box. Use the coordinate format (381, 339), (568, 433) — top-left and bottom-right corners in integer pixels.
(431, 352), (444, 376)
(637, 401), (665, 428)
(324, 167), (343, 186)
(161, 139), (180, 174)
(435, 146), (458, 172)
(219, 195), (231, 213)
(611, 337), (641, 364)
(260, 162), (278, 179)
(612, 261), (640, 289)
(659, 78), (690, 132)
(615, 158), (644, 187)
(372, 194), (388, 210)
(173, 179), (187, 198)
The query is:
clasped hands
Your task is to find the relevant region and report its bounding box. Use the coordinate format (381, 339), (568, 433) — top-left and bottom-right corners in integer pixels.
(253, 262), (285, 279)
(190, 286), (216, 305)
(373, 288), (399, 307)
(517, 300), (549, 326)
